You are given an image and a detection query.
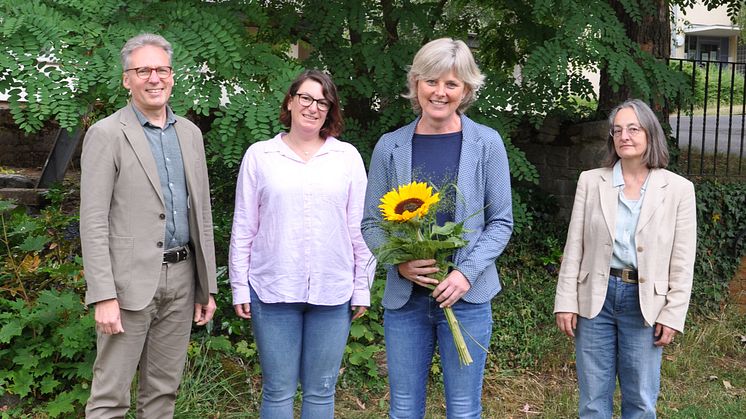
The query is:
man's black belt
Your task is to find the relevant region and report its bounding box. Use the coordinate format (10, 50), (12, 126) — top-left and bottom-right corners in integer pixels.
(163, 246), (189, 263)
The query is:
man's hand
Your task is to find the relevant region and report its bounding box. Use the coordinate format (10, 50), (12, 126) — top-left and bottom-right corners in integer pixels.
(194, 295), (217, 326)
(95, 298), (124, 335)
(431, 270), (471, 308)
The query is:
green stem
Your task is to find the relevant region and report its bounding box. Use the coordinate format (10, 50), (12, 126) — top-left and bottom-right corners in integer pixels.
(422, 264), (474, 366)
(1, 213), (28, 302)
(444, 306), (473, 366)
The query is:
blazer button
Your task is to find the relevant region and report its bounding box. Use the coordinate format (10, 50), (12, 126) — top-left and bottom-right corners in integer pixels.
(637, 246), (644, 252)
(159, 213), (166, 220)
(639, 277), (646, 284)
(157, 241), (163, 248)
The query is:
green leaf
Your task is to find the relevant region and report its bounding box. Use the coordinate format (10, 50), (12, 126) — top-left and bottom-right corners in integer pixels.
(39, 376), (61, 394)
(235, 340), (256, 358)
(46, 388), (87, 418)
(0, 320), (23, 344)
(10, 369), (33, 398)
(350, 323), (366, 339)
(18, 234), (50, 252)
(12, 347), (39, 370)
(205, 335), (232, 353)
(0, 200), (16, 213)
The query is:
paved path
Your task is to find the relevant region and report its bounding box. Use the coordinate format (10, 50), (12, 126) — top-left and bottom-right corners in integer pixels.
(670, 115), (746, 155)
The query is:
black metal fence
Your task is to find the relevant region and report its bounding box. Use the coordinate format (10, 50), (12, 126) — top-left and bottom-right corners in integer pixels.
(668, 58), (746, 179)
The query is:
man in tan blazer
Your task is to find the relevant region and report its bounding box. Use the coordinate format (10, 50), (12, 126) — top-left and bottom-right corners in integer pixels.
(80, 33), (217, 418)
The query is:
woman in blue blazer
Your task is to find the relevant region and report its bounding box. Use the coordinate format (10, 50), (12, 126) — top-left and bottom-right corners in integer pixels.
(361, 38), (513, 418)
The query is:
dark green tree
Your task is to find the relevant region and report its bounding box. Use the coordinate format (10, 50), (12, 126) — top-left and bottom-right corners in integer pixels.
(0, 0), (300, 167)
(451, 0), (741, 119)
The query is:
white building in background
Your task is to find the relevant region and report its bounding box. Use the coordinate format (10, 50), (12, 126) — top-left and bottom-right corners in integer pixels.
(672, 2), (741, 62)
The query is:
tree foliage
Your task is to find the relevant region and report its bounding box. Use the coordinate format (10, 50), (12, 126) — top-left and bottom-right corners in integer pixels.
(0, 0), (300, 167)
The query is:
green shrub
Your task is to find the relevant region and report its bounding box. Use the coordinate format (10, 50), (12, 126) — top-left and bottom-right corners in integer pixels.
(690, 179), (746, 313)
(0, 290), (94, 418)
(0, 191), (91, 418)
(490, 186), (565, 369)
(672, 61), (746, 109)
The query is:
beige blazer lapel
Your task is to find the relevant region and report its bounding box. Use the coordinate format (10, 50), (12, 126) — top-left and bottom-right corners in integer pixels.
(598, 169), (617, 241)
(174, 122), (202, 218)
(120, 105), (165, 206)
(636, 170), (666, 234)
(175, 121), (196, 195)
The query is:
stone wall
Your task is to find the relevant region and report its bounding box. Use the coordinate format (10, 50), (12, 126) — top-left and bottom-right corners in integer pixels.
(513, 119), (609, 219)
(0, 106), (73, 169)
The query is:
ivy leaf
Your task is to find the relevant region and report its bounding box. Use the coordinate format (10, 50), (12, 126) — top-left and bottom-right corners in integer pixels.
(10, 369), (34, 398)
(46, 389), (80, 418)
(205, 335), (232, 353)
(39, 376), (61, 394)
(235, 340), (255, 358)
(0, 200), (16, 213)
(18, 234), (50, 252)
(12, 347), (39, 370)
(0, 319), (23, 343)
(350, 323), (366, 339)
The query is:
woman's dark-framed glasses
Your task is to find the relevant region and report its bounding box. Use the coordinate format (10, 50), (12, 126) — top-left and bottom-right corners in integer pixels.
(295, 93), (331, 111)
(126, 66), (173, 80)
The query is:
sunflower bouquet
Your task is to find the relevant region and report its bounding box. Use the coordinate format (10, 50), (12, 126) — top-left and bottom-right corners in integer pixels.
(375, 181), (475, 366)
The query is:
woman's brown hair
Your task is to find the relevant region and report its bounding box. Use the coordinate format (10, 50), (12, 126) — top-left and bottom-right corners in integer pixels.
(279, 70), (343, 138)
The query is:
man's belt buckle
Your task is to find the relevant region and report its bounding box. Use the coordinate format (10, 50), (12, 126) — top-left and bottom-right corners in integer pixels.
(163, 247), (188, 263)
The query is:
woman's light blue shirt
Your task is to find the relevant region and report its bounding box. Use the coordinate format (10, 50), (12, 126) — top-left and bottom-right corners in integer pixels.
(610, 160), (650, 270)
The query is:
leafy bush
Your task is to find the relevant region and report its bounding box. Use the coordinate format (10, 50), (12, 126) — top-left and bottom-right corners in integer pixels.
(671, 61), (746, 109)
(0, 192), (91, 418)
(341, 279), (386, 389)
(0, 290), (94, 418)
(691, 179), (746, 313)
(490, 186), (566, 369)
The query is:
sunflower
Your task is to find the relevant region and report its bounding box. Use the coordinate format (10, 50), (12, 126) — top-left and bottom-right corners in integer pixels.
(379, 181), (440, 222)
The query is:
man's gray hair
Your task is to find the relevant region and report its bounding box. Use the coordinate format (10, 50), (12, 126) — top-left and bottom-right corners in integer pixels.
(120, 33), (173, 70)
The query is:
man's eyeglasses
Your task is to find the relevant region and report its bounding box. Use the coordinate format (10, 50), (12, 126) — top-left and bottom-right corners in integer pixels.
(294, 93), (331, 111)
(610, 126), (643, 138)
(125, 66), (173, 80)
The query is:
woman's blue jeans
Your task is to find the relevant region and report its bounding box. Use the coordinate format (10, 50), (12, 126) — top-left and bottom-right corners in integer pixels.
(250, 287), (351, 419)
(384, 288), (492, 419)
(575, 275), (663, 419)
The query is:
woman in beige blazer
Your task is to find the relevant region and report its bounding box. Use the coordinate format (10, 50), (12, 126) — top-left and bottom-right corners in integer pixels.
(554, 99), (697, 418)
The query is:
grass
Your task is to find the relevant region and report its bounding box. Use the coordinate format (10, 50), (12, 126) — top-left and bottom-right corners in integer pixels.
(671, 106), (746, 117)
(168, 306), (745, 418)
(677, 147), (746, 179)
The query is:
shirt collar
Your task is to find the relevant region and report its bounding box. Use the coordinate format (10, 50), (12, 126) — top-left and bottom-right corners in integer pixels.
(265, 133), (345, 156)
(131, 104), (177, 128)
(612, 159), (651, 191)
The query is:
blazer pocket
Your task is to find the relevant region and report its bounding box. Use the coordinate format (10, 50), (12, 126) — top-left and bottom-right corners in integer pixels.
(654, 281), (669, 296)
(577, 271), (590, 284)
(108, 235), (134, 293)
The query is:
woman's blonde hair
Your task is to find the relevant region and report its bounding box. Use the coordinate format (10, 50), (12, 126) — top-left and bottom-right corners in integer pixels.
(403, 38), (485, 114)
